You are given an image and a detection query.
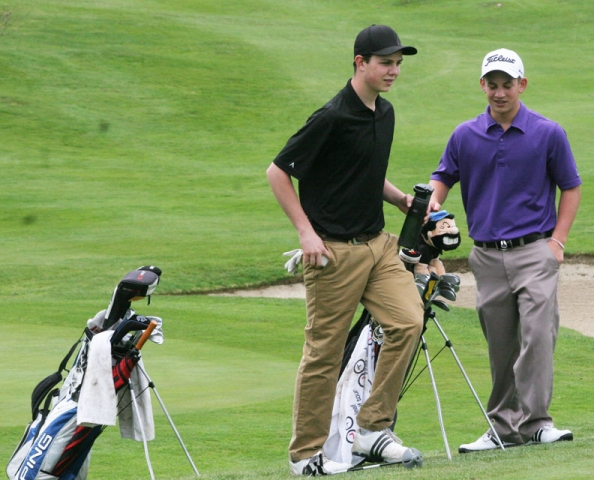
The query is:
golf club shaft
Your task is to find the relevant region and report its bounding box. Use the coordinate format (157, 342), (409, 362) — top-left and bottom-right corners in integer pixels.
(335, 462), (398, 474)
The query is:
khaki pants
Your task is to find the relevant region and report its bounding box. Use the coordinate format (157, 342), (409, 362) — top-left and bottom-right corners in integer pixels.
(289, 232), (424, 461)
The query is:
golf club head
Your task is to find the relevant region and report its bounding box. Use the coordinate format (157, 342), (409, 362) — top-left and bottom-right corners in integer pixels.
(439, 273), (460, 291)
(415, 281), (426, 298)
(431, 299), (450, 312)
(111, 314), (153, 346)
(414, 273), (430, 298)
(437, 285), (457, 302)
(423, 271), (440, 302)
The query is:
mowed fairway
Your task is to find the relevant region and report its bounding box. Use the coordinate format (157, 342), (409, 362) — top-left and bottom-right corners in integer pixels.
(1, 1), (593, 479)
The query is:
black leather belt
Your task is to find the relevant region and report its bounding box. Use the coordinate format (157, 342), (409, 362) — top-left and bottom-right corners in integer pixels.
(318, 231), (381, 245)
(474, 230), (553, 250)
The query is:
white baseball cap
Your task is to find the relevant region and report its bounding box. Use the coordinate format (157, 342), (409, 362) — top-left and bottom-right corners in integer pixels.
(480, 48), (524, 79)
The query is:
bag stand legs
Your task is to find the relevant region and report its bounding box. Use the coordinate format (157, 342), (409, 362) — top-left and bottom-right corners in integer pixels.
(404, 309), (506, 460)
(129, 379), (157, 480)
(129, 366), (201, 478)
(418, 333), (452, 459)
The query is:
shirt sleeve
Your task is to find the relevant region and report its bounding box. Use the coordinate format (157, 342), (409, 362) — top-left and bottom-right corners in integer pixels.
(547, 124), (582, 191)
(430, 128), (461, 188)
(273, 108), (333, 181)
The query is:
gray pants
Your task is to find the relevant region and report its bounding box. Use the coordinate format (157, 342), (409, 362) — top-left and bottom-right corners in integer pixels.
(469, 239), (560, 444)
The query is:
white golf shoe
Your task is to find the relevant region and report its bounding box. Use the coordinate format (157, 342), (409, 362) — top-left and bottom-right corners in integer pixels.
(459, 431), (517, 453)
(289, 451), (352, 476)
(352, 428), (415, 463)
(527, 425), (573, 445)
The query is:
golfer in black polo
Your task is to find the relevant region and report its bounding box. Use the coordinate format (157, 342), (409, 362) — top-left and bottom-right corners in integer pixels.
(267, 25), (424, 475)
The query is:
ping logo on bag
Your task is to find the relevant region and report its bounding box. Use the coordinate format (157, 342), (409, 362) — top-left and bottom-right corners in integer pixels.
(18, 433), (53, 480)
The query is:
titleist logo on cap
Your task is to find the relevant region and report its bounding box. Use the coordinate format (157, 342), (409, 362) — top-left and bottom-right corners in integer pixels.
(484, 54), (516, 67)
(480, 48), (524, 79)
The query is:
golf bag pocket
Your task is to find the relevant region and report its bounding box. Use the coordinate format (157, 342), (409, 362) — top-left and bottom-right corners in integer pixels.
(7, 339), (86, 480)
(6, 413), (45, 480)
(31, 373), (62, 421)
(7, 398), (91, 480)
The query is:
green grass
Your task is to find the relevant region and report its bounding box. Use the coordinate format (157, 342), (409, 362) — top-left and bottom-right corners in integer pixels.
(2, 0), (594, 478)
(2, 0), (594, 296)
(2, 299), (594, 479)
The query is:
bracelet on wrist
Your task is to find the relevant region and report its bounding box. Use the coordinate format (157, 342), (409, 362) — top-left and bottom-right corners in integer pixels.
(548, 237), (565, 250)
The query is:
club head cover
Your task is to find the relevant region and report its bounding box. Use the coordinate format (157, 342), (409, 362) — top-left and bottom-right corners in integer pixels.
(399, 247), (421, 264)
(103, 267), (162, 330)
(402, 448), (423, 468)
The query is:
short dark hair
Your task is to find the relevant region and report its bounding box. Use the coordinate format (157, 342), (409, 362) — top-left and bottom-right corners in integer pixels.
(353, 54), (372, 73)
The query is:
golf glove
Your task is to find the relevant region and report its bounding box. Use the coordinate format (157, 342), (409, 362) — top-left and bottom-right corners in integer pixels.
(283, 249), (303, 275)
(145, 316), (164, 344)
(283, 249), (329, 275)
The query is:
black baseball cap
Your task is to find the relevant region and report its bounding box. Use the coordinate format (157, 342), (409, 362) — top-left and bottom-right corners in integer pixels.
(354, 24), (417, 57)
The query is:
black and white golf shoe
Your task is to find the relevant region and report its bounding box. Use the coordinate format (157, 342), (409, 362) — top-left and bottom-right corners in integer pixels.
(352, 428), (418, 464)
(526, 425), (573, 445)
(289, 451), (352, 476)
(459, 431), (518, 453)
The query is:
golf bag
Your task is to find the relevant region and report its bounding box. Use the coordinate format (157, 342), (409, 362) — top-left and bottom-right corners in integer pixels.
(324, 310), (382, 466)
(323, 272), (460, 465)
(6, 266), (163, 480)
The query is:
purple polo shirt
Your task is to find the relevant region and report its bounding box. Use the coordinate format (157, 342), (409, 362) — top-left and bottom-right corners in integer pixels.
(431, 103), (581, 242)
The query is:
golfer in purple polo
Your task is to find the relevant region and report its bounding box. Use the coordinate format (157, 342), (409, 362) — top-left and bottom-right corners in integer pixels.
(429, 48), (581, 452)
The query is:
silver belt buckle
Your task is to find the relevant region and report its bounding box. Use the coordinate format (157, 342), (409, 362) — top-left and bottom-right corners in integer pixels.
(351, 236), (364, 245)
(497, 240), (511, 250)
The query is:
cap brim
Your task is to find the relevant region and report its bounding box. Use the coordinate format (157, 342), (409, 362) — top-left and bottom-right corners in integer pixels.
(372, 45), (418, 56)
(480, 66), (522, 79)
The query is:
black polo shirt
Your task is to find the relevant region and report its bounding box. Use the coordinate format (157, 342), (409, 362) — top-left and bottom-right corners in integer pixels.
(274, 80), (395, 239)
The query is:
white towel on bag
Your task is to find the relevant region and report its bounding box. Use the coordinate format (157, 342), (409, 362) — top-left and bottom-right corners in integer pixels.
(76, 330), (154, 441)
(77, 330), (118, 426)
